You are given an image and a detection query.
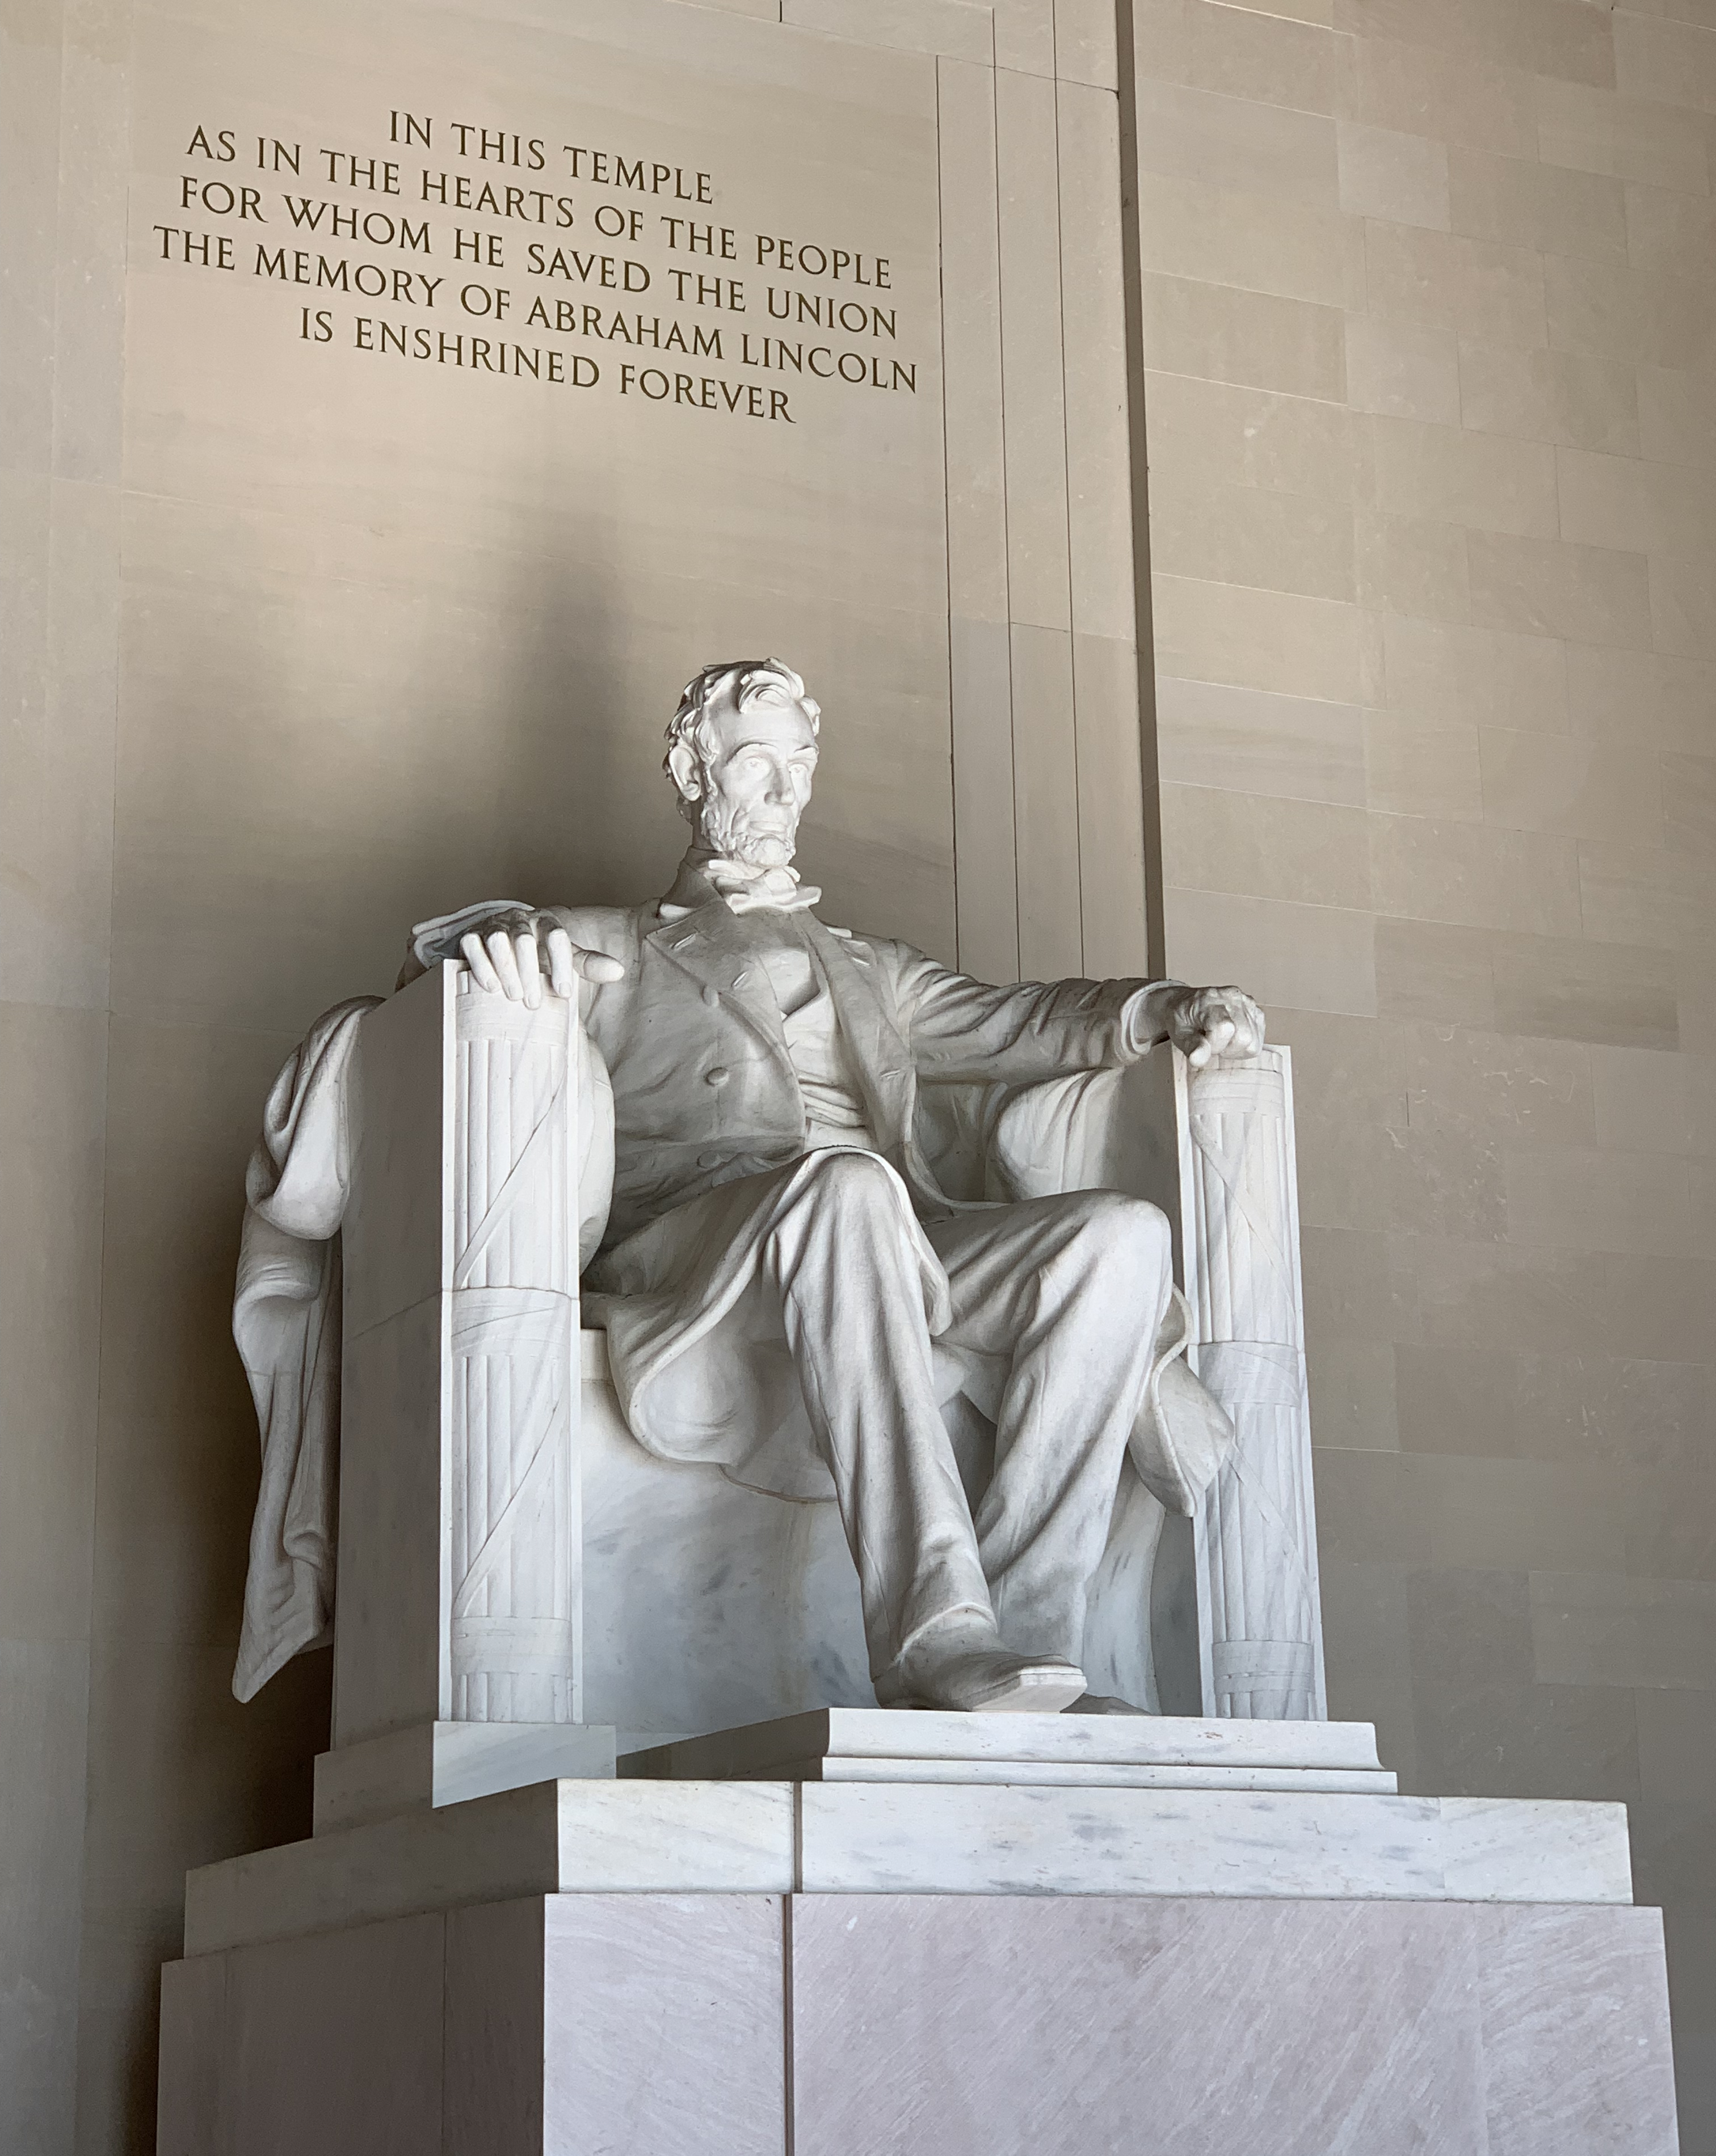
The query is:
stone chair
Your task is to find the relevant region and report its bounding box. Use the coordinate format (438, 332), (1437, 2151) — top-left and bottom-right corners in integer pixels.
(242, 962), (1326, 1821)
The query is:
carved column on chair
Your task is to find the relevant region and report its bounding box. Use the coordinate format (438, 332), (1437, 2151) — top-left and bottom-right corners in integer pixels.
(449, 975), (583, 1724)
(1180, 1045), (1326, 1721)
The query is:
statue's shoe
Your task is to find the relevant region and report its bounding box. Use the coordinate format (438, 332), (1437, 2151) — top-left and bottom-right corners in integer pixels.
(1063, 1693), (1149, 1715)
(874, 1640), (1088, 1714)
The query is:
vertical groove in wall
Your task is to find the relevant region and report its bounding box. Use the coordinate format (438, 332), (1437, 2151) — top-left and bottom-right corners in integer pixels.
(990, 49), (1027, 987)
(1108, 0), (1166, 978)
(938, 49), (965, 978)
(1048, 58), (1087, 976)
(939, 40), (1021, 986)
(996, 63), (1082, 980)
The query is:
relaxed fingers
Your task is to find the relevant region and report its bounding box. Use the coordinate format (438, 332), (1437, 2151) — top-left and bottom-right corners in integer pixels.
(514, 930), (544, 1010)
(461, 932), (503, 995)
(488, 930), (525, 1001)
(545, 927), (577, 999)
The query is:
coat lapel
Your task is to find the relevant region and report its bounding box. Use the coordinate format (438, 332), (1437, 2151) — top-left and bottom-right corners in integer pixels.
(646, 896), (920, 1169)
(645, 901), (796, 1075)
(804, 918), (915, 1159)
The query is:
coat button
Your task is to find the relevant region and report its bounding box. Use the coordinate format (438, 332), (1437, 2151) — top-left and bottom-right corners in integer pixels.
(697, 1149), (724, 1169)
(705, 1067), (730, 1088)
(701, 984), (720, 1007)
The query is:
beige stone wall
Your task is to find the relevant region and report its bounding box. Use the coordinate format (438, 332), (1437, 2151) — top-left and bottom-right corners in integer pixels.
(1127, 0), (1716, 2143)
(5, 0), (125, 2146)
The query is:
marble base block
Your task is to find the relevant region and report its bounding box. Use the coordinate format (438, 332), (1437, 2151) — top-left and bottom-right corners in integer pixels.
(312, 1720), (618, 1833)
(158, 1888), (1679, 2156)
(182, 1776), (1633, 1957)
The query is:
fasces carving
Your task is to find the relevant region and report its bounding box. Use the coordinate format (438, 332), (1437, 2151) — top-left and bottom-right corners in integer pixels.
(1183, 1051), (1325, 1721)
(448, 984), (582, 1724)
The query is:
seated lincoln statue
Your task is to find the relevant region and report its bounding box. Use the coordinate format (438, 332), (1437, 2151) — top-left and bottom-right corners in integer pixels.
(386, 658), (1264, 1717)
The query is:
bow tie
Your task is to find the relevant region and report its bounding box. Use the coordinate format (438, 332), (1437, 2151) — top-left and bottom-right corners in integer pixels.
(701, 857), (822, 916)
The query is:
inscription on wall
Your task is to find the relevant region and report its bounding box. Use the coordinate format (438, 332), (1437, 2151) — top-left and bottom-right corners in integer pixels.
(146, 110), (925, 424)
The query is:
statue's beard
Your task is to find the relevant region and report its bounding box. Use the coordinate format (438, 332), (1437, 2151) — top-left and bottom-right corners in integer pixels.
(698, 797), (800, 870)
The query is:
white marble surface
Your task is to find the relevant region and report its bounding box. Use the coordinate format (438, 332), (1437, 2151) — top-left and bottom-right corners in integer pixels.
(184, 1780), (794, 1956)
(1183, 1049), (1326, 1719)
(1438, 1795), (1637, 1904)
(550, 1780), (795, 1903)
(541, 1894), (786, 2156)
(312, 1719), (617, 1835)
(159, 1890), (1677, 2156)
(622, 1707), (1389, 1778)
(725, 1758), (1397, 1791)
(184, 1775), (1630, 1957)
(581, 1366), (876, 1749)
(789, 1894), (1677, 2156)
(794, 1784), (1633, 1902)
(1471, 1903), (1681, 2155)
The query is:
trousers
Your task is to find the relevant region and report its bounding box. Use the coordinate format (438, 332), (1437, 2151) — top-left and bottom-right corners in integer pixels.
(757, 1148), (1174, 1674)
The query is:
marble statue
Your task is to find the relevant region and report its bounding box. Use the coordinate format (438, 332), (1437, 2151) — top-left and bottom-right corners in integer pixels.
(357, 658), (1261, 1717)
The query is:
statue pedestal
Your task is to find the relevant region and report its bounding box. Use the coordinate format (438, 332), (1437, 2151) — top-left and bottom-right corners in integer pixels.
(157, 1724), (1678, 2154)
(210, 978), (1675, 2150)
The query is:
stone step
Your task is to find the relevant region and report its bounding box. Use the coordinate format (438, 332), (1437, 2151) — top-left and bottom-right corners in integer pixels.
(620, 1707), (1392, 1788)
(698, 1757), (1398, 1792)
(182, 1778), (1635, 1960)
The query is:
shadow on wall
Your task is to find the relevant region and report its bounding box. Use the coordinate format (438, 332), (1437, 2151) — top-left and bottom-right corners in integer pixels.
(84, 492), (653, 2150)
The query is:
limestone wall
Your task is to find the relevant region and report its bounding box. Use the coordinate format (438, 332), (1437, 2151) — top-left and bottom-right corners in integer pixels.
(1128, 2), (1716, 2145)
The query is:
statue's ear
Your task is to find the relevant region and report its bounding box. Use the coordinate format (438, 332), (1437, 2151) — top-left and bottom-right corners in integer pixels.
(667, 740), (701, 803)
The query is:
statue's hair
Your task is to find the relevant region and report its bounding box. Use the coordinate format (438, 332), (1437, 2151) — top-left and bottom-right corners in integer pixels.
(663, 659), (820, 820)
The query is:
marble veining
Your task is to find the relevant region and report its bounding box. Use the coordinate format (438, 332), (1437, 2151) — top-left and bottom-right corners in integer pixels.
(182, 1776), (1635, 1961)
(793, 1784), (1634, 1904)
(1473, 1903), (1679, 2155)
(789, 1894), (1490, 2156)
(160, 1890), (1679, 2156)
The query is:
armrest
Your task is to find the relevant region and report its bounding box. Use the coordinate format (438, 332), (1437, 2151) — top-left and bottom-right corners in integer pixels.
(1177, 1043), (1326, 1721)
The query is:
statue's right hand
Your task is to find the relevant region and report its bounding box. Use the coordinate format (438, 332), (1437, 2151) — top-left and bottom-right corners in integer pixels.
(459, 909), (625, 1007)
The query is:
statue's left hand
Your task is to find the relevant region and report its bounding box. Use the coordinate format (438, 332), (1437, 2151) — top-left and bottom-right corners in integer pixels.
(1162, 983), (1266, 1069)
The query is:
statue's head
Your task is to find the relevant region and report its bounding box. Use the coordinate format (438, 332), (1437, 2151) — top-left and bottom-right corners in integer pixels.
(663, 659), (822, 869)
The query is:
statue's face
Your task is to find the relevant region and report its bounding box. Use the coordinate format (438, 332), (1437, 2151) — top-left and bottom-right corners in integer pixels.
(679, 690), (819, 868)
